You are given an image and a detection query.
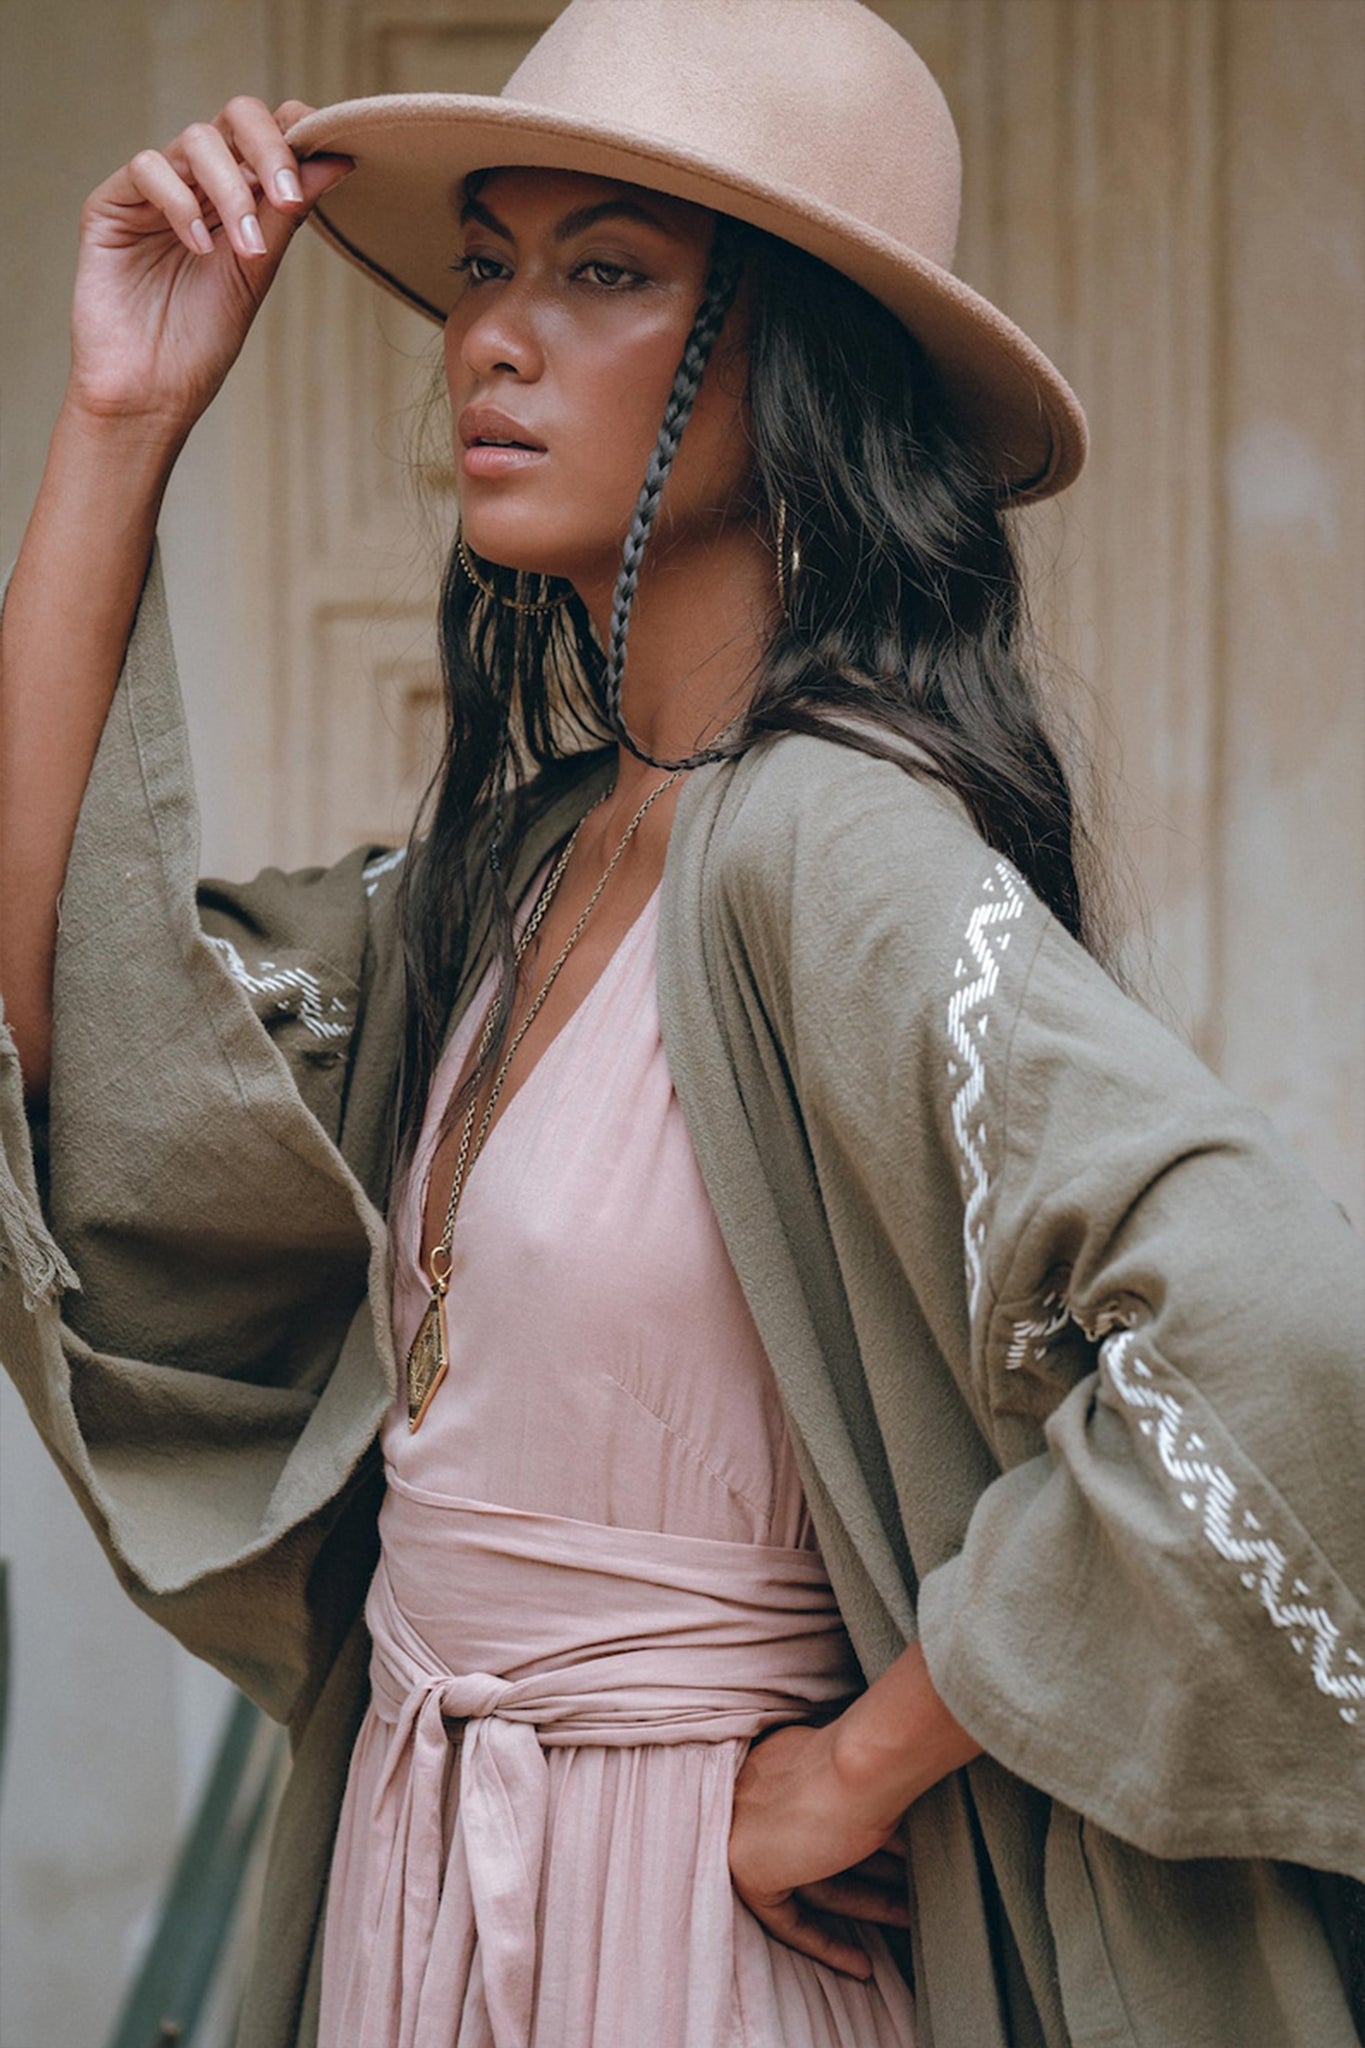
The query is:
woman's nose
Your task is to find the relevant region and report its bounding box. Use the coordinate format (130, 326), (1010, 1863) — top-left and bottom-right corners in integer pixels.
(457, 279), (545, 383)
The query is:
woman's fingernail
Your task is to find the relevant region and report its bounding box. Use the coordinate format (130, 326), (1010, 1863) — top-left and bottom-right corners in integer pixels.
(274, 167), (303, 205)
(240, 213), (267, 256)
(189, 218), (214, 256)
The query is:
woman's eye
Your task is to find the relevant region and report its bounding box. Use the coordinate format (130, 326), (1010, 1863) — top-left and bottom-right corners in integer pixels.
(448, 253), (506, 284)
(446, 253), (646, 290)
(576, 260), (644, 290)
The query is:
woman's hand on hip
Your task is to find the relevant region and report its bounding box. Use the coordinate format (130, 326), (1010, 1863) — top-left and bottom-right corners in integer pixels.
(67, 96), (353, 438)
(728, 1719), (910, 1980)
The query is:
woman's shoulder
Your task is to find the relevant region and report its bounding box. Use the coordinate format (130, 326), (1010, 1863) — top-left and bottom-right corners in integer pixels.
(688, 727), (1044, 969)
(728, 722), (974, 824)
(673, 727), (1177, 1103)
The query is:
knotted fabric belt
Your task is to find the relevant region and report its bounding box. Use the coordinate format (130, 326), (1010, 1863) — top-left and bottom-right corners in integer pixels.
(350, 1475), (859, 2048)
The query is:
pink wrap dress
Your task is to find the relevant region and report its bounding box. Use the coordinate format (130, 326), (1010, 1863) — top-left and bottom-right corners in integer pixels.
(318, 879), (918, 2047)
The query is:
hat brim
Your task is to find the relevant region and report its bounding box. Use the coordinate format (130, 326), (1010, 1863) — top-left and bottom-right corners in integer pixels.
(287, 95), (1088, 505)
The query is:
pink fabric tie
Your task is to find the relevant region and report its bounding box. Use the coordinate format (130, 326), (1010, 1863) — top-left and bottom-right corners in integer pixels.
(338, 1481), (861, 2048)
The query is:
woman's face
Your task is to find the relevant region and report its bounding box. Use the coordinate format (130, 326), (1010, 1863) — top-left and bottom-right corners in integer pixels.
(444, 167), (753, 592)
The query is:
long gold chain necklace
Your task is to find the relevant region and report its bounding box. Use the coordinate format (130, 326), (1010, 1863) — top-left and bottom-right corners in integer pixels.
(406, 768), (684, 1430)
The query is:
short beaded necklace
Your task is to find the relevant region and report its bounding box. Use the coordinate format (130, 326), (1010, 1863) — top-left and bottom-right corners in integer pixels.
(406, 768), (684, 1430)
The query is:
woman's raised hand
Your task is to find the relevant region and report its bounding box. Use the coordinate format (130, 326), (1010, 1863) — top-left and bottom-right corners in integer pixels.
(68, 96), (352, 435)
(0, 100), (352, 1099)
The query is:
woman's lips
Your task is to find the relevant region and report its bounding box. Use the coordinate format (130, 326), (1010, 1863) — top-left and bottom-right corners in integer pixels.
(458, 406), (547, 479)
(461, 444), (548, 479)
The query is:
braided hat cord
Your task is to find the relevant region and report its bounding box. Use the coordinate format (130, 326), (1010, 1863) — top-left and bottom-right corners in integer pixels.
(602, 226), (746, 773)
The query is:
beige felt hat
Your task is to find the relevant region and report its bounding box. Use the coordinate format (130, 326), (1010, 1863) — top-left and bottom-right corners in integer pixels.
(288, 0), (1087, 504)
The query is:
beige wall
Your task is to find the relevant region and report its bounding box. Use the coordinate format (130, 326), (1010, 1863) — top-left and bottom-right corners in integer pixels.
(2, 0), (1362, 2034)
(1219, 1), (1364, 1203)
(1, 7), (273, 2039)
(874, 0), (1365, 1218)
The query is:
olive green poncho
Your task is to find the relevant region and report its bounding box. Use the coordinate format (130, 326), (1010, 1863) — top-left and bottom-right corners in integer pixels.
(2, 551), (1361, 2047)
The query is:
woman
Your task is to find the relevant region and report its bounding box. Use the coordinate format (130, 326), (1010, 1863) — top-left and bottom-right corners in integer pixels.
(0, 2), (1360, 2045)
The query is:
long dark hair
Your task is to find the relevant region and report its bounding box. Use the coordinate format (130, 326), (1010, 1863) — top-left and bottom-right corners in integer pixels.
(395, 212), (1105, 1170)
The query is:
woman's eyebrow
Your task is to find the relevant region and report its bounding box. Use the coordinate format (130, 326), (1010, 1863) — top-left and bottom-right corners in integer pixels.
(551, 198), (672, 241)
(457, 194), (513, 238)
(456, 194), (673, 242)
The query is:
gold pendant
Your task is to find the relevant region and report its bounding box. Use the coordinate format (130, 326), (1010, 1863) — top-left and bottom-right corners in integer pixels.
(406, 1287), (449, 1431)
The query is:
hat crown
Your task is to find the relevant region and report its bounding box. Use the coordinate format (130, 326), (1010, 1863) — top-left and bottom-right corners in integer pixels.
(499, 0), (962, 271)
(289, 0), (1087, 501)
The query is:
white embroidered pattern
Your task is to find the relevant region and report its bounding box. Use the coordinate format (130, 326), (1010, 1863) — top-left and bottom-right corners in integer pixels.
(205, 936), (352, 1043)
(1103, 1329), (1365, 1726)
(1004, 1290), (1072, 1371)
(363, 846), (406, 898)
(947, 859), (1027, 1316)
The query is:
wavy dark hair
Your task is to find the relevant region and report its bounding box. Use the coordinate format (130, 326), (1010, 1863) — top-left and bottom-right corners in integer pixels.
(395, 209), (1105, 1171)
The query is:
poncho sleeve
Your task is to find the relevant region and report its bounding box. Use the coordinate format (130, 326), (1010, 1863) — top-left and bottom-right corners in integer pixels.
(708, 734), (1364, 1879)
(916, 888), (1365, 1875)
(0, 543), (406, 1728)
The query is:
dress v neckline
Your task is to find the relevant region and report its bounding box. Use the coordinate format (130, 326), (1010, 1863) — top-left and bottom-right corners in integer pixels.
(408, 880), (661, 1285)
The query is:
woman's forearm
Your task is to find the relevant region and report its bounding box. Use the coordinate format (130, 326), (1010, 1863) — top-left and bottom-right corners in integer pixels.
(0, 398), (184, 1096)
(830, 1636), (983, 1822)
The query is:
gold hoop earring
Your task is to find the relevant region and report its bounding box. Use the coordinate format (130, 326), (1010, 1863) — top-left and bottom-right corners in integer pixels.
(774, 495), (802, 614)
(457, 533), (568, 616)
